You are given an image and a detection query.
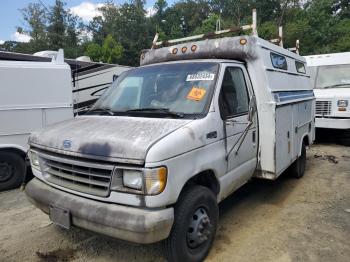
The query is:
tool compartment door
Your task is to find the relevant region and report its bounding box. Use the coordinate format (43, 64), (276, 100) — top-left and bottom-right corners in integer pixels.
(275, 105), (294, 174)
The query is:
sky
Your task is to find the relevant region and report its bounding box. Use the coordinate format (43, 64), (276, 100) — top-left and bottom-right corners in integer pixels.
(0, 0), (169, 44)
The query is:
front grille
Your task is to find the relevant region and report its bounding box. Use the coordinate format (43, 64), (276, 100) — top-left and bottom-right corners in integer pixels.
(315, 100), (332, 115)
(39, 152), (114, 197)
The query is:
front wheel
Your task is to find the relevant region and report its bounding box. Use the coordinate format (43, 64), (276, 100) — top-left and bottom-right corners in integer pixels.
(0, 152), (25, 191)
(162, 185), (219, 262)
(291, 142), (306, 179)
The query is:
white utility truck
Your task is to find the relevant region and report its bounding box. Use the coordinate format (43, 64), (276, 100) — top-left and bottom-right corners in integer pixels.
(25, 13), (314, 262)
(0, 50), (73, 191)
(0, 50), (130, 115)
(305, 52), (350, 131)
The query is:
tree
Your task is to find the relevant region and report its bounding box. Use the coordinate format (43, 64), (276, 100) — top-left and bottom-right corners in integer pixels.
(193, 14), (220, 34)
(20, 3), (48, 51)
(85, 43), (101, 62)
(101, 35), (124, 64)
(47, 0), (66, 50)
(85, 35), (124, 63)
(6, 0), (350, 64)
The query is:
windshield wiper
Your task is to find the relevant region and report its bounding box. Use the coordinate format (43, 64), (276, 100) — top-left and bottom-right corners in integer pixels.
(321, 83), (350, 89)
(84, 107), (115, 116)
(126, 107), (184, 118)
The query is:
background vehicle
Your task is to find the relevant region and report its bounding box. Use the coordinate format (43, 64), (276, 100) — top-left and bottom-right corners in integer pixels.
(0, 50), (130, 114)
(25, 11), (314, 262)
(305, 53), (350, 129)
(0, 50), (73, 191)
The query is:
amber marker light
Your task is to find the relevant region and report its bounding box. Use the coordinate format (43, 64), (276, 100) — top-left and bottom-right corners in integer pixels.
(240, 38), (247, 45)
(181, 46), (187, 53)
(191, 45), (197, 52)
(172, 48), (178, 54)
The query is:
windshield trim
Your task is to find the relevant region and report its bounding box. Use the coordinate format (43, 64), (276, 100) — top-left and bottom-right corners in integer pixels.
(91, 61), (220, 120)
(313, 64), (350, 89)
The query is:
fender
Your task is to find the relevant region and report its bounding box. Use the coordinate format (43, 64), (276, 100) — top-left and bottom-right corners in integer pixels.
(299, 133), (310, 156)
(0, 144), (28, 155)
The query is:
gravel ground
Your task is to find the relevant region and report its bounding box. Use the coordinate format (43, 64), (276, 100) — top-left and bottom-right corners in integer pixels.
(0, 143), (349, 262)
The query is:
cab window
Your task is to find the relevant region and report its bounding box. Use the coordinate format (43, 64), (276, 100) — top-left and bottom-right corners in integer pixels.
(219, 67), (249, 119)
(295, 61), (306, 74)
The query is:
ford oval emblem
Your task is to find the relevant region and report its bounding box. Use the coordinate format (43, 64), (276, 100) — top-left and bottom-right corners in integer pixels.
(63, 140), (72, 149)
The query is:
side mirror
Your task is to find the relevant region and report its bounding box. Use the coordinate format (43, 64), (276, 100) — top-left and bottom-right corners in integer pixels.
(248, 96), (256, 122)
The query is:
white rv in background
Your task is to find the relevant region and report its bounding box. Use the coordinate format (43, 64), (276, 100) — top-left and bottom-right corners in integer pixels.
(0, 50), (131, 114)
(305, 52), (350, 130)
(0, 50), (73, 191)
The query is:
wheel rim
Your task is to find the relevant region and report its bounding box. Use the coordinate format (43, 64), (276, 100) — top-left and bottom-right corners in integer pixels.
(0, 161), (15, 182)
(187, 207), (213, 249)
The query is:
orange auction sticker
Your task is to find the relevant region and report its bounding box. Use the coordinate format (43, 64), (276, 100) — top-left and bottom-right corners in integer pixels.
(187, 87), (207, 101)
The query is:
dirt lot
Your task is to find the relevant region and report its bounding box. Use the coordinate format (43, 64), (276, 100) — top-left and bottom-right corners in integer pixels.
(0, 143), (349, 262)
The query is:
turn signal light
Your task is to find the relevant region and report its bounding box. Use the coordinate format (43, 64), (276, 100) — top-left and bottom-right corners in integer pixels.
(181, 46), (187, 53)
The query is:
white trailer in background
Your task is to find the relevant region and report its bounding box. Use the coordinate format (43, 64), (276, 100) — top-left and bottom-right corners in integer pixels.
(305, 52), (350, 130)
(0, 50), (131, 115)
(0, 50), (73, 191)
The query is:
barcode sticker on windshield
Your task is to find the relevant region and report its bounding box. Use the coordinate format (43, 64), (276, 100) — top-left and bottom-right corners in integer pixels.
(186, 73), (215, 81)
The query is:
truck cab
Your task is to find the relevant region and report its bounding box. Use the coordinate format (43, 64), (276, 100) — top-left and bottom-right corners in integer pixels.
(25, 34), (314, 262)
(305, 52), (350, 130)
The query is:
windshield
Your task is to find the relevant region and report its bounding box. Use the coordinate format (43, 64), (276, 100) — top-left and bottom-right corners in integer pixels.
(314, 64), (350, 89)
(91, 62), (219, 118)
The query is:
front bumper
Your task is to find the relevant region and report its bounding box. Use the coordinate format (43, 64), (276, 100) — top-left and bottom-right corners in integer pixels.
(25, 178), (174, 244)
(315, 117), (350, 129)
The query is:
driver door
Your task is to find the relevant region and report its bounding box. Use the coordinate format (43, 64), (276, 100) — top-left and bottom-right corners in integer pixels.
(218, 64), (258, 186)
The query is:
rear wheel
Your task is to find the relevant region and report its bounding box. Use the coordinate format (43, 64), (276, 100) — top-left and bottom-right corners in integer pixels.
(291, 142), (306, 178)
(162, 185), (218, 262)
(0, 152), (25, 191)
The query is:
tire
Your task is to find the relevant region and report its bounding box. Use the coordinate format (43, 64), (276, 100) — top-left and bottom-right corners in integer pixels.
(162, 185), (219, 262)
(337, 130), (350, 146)
(0, 152), (26, 191)
(291, 142), (306, 179)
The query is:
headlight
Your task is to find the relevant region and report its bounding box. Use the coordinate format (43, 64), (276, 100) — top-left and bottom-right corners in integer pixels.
(123, 169), (143, 190)
(337, 100), (348, 107)
(111, 166), (167, 195)
(29, 150), (40, 168)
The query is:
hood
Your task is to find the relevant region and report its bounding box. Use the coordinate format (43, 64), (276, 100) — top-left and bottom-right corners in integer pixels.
(29, 116), (191, 164)
(313, 88), (350, 99)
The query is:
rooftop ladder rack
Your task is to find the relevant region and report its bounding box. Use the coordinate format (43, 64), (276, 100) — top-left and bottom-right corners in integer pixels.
(270, 26), (284, 47)
(288, 39), (300, 54)
(269, 26), (300, 54)
(152, 9), (258, 49)
(151, 9), (300, 55)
